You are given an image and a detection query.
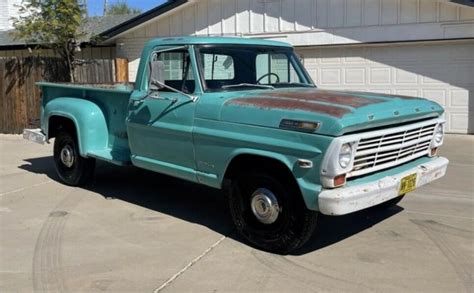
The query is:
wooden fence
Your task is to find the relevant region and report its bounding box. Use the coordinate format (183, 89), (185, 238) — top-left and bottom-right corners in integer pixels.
(0, 57), (128, 134)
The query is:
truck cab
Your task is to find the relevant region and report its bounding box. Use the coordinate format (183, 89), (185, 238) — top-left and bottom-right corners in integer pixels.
(24, 37), (449, 253)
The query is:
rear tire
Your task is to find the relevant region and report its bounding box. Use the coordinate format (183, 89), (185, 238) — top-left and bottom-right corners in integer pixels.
(228, 170), (318, 254)
(53, 131), (95, 186)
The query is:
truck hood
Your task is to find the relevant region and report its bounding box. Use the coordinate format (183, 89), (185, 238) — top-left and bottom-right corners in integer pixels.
(219, 88), (443, 136)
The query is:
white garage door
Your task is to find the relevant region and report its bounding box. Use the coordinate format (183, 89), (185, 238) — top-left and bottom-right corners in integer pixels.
(297, 41), (474, 133)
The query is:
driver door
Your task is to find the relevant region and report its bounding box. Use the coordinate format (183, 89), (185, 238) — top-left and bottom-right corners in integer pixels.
(127, 47), (198, 182)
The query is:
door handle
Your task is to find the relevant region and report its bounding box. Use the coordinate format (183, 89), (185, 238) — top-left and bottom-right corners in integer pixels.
(132, 99), (144, 106)
(148, 93), (178, 103)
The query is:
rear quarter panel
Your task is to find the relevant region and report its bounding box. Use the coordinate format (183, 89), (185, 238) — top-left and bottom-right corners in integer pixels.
(40, 83), (132, 157)
(43, 97), (108, 155)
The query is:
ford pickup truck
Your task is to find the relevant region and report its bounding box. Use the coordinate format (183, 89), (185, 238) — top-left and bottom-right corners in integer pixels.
(24, 37), (449, 253)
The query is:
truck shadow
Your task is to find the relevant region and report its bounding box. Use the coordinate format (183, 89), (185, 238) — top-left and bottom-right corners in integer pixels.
(19, 157), (402, 255)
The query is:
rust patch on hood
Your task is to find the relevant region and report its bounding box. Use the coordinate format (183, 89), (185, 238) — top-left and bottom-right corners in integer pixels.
(265, 90), (385, 108)
(228, 97), (351, 117)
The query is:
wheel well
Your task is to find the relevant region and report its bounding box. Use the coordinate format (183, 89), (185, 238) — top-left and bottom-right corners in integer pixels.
(223, 154), (296, 187)
(48, 116), (77, 139)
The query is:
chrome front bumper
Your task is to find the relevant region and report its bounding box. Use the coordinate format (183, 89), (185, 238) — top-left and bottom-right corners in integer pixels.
(318, 156), (449, 215)
(23, 128), (46, 144)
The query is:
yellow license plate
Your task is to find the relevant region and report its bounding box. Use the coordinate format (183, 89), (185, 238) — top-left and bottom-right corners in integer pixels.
(399, 173), (417, 195)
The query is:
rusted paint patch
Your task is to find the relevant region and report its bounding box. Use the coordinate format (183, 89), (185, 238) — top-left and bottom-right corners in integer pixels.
(228, 97), (351, 117)
(265, 90), (385, 108)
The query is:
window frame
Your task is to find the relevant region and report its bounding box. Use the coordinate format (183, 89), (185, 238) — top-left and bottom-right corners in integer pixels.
(140, 45), (204, 94)
(194, 44), (314, 92)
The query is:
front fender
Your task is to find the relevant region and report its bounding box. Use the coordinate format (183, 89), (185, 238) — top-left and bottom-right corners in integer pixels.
(225, 149), (322, 211)
(44, 97), (108, 157)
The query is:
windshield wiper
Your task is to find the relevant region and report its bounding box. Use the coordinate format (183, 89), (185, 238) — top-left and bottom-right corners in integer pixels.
(222, 83), (274, 90)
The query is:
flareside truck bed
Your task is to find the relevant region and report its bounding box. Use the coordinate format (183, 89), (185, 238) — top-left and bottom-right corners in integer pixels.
(37, 82), (134, 165)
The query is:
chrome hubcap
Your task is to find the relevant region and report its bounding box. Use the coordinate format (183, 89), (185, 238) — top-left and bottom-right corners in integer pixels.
(60, 145), (75, 168)
(250, 188), (280, 224)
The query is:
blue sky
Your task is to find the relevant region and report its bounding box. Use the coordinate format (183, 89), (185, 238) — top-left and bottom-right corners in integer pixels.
(87, 0), (167, 17)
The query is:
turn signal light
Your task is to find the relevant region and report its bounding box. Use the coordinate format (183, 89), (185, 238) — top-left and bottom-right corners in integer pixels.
(430, 148), (438, 156)
(334, 174), (346, 187)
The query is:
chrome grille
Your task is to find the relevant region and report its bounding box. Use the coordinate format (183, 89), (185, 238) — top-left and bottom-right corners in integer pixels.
(349, 122), (437, 177)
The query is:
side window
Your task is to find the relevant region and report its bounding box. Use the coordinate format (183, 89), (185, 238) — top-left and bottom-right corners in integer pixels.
(202, 54), (234, 80)
(150, 50), (195, 93)
(256, 53), (302, 84)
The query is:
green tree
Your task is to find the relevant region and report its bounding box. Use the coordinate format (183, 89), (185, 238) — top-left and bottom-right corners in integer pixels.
(105, 1), (142, 15)
(11, 0), (85, 82)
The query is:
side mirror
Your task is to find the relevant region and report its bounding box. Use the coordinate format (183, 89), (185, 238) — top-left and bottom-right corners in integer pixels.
(149, 60), (165, 91)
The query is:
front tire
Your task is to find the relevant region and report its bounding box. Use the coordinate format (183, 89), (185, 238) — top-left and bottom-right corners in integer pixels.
(53, 131), (95, 186)
(228, 170), (318, 254)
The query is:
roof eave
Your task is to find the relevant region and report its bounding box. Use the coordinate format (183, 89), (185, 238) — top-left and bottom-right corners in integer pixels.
(438, 0), (474, 7)
(98, 0), (188, 42)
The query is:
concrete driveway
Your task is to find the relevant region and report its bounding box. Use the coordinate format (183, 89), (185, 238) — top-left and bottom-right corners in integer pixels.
(1, 134), (472, 292)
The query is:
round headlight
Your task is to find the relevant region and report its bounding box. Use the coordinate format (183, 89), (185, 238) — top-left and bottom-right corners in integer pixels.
(434, 124), (444, 144)
(339, 143), (353, 169)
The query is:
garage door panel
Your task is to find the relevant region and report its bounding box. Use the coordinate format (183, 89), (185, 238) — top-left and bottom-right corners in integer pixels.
(422, 89), (447, 107)
(369, 67), (391, 84)
(344, 68), (366, 85)
(367, 88), (393, 95)
(450, 90), (470, 108)
(395, 89), (420, 97)
(395, 68), (419, 84)
(320, 68), (342, 85)
(448, 112), (469, 133)
(298, 42), (473, 133)
(343, 47), (367, 63)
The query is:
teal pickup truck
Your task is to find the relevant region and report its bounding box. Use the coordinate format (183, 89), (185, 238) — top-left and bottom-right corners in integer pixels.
(24, 37), (449, 253)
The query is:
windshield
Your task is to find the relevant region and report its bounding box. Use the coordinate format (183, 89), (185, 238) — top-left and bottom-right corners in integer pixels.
(195, 45), (315, 92)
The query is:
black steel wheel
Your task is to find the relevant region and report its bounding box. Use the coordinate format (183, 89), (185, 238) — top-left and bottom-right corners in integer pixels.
(228, 170), (318, 254)
(53, 131), (95, 186)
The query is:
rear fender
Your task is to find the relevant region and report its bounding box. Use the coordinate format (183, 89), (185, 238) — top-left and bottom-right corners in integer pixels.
(44, 97), (108, 157)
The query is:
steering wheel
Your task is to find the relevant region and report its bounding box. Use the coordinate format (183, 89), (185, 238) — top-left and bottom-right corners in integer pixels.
(257, 73), (280, 84)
